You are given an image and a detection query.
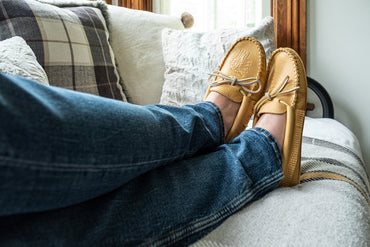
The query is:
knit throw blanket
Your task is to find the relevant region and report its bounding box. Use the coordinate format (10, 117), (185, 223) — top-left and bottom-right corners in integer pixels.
(193, 133), (370, 246)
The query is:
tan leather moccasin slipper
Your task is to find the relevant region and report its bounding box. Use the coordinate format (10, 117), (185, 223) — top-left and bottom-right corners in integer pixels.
(253, 48), (307, 187)
(204, 37), (267, 142)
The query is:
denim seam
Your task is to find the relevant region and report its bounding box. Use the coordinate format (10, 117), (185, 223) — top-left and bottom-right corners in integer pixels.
(0, 155), (189, 171)
(250, 127), (282, 164)
(143, 170), (284, 247)
(203, 101), (225, 144)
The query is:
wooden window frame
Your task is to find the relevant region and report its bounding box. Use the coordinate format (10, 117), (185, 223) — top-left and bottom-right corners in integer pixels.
(105, 0), (152, 12)
(271, 0), (306, 66)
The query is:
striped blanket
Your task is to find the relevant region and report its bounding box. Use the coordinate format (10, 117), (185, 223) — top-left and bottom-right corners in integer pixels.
(193, 118), (370, 247)
(301, 136), (369, 204)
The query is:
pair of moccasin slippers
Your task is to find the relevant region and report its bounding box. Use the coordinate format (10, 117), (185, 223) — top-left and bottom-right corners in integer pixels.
(204, 37), (307, 187)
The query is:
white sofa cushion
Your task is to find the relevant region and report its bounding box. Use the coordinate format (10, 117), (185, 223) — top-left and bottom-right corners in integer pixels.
(160, 17), (275, 107)
(107, 5), (184, 105)
(0, 36), (49, 86)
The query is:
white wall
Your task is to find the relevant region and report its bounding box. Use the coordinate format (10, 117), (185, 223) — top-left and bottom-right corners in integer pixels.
(307, 0), (370, 173)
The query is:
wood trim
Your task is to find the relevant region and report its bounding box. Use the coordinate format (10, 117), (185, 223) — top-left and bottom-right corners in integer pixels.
(112, 0), (152, 12)
(271, 0), (306, 66)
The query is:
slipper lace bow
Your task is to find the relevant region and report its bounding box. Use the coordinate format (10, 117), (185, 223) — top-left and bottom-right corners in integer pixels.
(254, 75), (300, 112)
(208, 71), (262, 95)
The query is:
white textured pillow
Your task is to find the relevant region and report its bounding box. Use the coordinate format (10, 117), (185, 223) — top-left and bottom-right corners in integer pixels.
(0, 36), (49, 86)
(108, 5), (184, 105)
(160, 16), (275, 107)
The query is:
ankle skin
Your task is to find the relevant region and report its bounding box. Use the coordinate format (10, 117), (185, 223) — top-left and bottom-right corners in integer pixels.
(254, 113), (286, 150)
(205, 92), (240, 137)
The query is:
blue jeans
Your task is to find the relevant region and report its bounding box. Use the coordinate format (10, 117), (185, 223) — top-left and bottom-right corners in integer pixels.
(0, 73), (283, 246)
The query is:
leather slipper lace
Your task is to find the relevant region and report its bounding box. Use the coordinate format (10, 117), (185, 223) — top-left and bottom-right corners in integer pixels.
(208, 70), (263, 95)
(254, 75), (299, 114)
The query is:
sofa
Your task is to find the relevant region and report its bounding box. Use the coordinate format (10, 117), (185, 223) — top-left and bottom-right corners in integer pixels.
(0, 0), (369, 246)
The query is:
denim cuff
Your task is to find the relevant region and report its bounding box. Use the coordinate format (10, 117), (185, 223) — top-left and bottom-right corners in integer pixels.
(250, 127), (282, 164)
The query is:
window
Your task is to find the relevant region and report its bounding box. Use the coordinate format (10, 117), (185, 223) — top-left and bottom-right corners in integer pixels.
(106, 0), (307, 65)
(153, 0), (270, 31)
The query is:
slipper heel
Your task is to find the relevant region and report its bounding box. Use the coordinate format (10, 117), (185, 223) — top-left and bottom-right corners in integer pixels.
(280, 107), (306, 186)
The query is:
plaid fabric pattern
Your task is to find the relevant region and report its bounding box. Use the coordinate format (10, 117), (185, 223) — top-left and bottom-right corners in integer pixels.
(0, 0), (126, 101)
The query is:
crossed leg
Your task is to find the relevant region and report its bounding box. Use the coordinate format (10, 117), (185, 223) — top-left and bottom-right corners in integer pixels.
(0, 72), (283, 246)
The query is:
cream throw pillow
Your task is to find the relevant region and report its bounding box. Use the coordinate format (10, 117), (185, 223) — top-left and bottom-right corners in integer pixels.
(108, 5), (184, 105)
(160, 16), (275, 107)
(0, 36), (49, 86)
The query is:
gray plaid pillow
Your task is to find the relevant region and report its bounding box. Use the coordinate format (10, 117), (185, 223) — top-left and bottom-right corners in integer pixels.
(0, 0), (126, 101)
